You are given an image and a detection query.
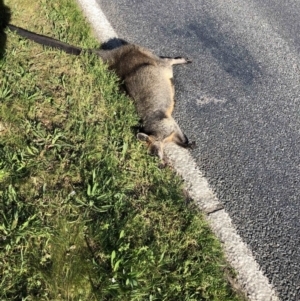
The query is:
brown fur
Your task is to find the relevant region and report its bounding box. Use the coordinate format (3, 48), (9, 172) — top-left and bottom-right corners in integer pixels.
(95, 46), (193, 165)
(7, 24), (194, 165)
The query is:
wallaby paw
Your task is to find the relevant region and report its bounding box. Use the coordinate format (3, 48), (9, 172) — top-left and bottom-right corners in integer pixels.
(158, 157), (169, 169)
(158, 162), (167, 169)
(188, 141), (196, 149)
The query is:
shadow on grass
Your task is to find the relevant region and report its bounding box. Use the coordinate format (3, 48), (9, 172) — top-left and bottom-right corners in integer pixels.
(0, 0), (11, 59)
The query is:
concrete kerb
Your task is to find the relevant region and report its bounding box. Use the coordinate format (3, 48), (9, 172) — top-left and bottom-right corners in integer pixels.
(165, 143), (280, 301)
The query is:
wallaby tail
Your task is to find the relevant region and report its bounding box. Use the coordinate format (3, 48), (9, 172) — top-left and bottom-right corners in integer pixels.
(7, 24), (82, 55)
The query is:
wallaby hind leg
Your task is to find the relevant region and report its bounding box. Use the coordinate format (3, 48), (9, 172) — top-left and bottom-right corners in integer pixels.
(160, 56), (192, 65)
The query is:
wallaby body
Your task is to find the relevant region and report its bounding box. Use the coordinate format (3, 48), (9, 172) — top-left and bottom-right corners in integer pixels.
(7, 24), (193, 165)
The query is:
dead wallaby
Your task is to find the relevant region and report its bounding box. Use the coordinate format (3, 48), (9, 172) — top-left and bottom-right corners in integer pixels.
(7, 24), (194, 166)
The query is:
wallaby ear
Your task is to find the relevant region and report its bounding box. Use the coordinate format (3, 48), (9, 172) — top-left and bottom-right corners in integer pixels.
(137, 132), (150, 142)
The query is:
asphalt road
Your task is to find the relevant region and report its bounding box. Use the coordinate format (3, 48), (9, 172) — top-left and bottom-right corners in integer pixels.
(96, 1), (300, 300)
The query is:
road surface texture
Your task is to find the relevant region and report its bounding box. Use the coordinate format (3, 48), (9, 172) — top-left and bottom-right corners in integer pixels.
(95, 0), (300, 300)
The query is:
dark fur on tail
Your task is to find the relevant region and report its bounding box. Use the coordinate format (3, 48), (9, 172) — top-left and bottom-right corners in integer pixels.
(7, 24), (82, 55)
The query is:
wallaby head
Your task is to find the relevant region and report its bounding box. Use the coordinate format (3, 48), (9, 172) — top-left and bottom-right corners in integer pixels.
(6, 24), (194, 166)
(137, 115), (192, 166)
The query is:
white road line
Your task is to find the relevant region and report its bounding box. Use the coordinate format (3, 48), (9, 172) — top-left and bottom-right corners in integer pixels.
(75, 1), (280, 300)
(76, 0), (117, 42)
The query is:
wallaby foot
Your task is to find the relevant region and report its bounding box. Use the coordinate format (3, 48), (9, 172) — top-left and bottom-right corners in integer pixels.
(160, 56), (192, 65)
(173, 56), (192, 64)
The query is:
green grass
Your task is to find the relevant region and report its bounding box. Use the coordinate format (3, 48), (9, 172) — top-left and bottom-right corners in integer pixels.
(0, 0), (245, 300)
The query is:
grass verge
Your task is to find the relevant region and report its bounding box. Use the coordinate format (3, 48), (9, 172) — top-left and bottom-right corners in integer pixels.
(0, 0), (245, 300)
